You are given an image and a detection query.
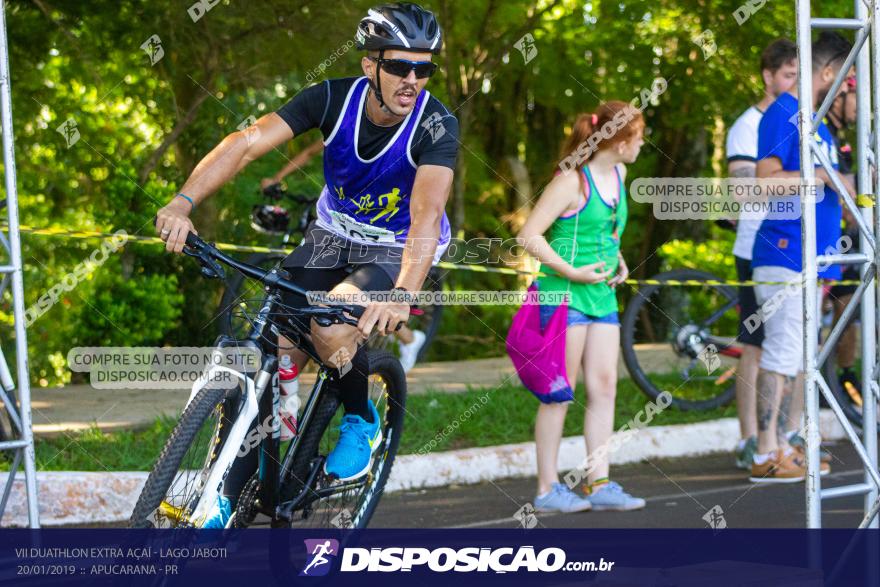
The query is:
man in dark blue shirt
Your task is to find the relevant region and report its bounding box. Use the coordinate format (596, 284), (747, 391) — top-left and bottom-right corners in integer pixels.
(749, 32), (855, 483)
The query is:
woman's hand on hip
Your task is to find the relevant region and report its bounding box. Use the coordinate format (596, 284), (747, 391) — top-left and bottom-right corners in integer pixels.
(566, 261), (612, 284)
(608, 256), (629, 289)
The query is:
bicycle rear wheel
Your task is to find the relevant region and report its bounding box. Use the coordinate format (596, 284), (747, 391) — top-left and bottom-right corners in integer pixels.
(129, 386), (235, 528)
(621, 269), (739, 411)
(278, 349), (406, 529)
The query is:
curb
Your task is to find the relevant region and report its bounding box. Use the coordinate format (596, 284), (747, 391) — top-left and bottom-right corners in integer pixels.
(0, 410), (848, 527)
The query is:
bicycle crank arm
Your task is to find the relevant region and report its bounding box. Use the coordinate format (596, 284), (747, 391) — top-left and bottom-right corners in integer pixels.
(275, 456), (327, 522)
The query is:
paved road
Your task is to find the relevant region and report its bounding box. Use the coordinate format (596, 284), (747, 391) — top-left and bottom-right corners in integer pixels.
(370, 442), (872, 528)
(65, 442), (873, 530)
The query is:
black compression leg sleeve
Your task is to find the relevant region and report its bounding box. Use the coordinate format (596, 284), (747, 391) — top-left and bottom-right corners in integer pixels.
(329, 346), (371, 422)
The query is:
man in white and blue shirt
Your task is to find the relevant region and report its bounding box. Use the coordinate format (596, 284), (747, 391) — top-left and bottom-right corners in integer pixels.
(749, 32), (855, 483)
(726, 39), (797, 472)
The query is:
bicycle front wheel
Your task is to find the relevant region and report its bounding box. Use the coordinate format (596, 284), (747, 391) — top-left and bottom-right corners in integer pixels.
(621, 269), (740, 411)
(278, 350), (406, 529)
(129, 386), (235, 528)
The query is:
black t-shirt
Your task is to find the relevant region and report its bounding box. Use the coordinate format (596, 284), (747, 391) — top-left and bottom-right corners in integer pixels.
(276, 77), (459, 169)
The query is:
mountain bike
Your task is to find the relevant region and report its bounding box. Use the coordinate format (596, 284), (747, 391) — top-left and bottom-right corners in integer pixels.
(216, 184), (444, 363)
(620, 267), (875, 431)
(130, 230), (408, 529)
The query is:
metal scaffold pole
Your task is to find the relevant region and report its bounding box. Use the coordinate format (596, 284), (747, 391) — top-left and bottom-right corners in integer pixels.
(0, 0), (39, 527)
(796, 0), (880, 531)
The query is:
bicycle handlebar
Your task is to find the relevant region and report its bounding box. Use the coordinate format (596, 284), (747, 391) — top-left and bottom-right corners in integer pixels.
(158, 217), (419, 330)
(182, 231), (365, 323)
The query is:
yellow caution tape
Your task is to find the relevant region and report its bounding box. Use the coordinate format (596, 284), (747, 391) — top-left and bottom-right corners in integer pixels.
(0, 224), (865, 286)
(857, 194), (875, 208)
(627, 278), (861, 286)
(10, 225), (286, 255)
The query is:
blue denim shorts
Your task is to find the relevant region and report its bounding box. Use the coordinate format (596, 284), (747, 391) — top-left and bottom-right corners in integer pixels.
(539, 304), (619, 330)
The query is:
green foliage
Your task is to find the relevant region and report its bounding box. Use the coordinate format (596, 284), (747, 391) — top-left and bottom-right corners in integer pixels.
(401, 377), (737, 455)
(0, 0), (859, 380)
(658, 227), (737, 278)
(0, 417), (177, 472)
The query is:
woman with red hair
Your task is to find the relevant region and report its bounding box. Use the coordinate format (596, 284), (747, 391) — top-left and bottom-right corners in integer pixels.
(517, 102), (646, 513)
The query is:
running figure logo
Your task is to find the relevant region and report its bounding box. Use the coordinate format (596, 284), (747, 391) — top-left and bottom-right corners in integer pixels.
(140, 34), (164, 65)
(306, 235), (343, 268)
(421, 112), (447, 143)
(514, 33), (538, 64)
(56, 118), (80, 148)
(702, 505), (727, 530)
(300, 538), (340, 577)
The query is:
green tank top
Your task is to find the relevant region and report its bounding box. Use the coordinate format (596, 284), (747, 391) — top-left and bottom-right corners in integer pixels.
(537, 164), (628, 317)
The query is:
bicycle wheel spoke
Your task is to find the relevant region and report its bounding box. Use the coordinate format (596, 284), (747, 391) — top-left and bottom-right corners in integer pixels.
(284, 355), (402, 529)
(698, 297), (739, 330)
(622, 272), (740, 409)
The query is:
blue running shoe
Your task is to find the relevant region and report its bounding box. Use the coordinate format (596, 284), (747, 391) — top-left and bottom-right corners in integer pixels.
(534, 483), (592, 513)
(202, 495), (231, 529)
(324, 400), (383, 481)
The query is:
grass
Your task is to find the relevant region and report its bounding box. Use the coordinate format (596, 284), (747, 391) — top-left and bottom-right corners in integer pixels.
(397, 376), (736, 455)
(0, 376), (736, 472)
(0, 416), (178, 472)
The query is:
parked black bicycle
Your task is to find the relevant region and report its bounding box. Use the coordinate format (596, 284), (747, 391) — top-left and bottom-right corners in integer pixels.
(620, 267), (875, 431)
(130, 230), (408, 529)
(216, 183), (444, 364)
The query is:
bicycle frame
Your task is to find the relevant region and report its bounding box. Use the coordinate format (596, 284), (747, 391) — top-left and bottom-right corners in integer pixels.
(184, 364), (260, 526)
(178, 232), (370, 527)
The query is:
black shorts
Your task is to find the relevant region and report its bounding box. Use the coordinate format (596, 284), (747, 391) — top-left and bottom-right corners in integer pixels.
(279, 221), (400, 332)
(736, 255), (764, 348)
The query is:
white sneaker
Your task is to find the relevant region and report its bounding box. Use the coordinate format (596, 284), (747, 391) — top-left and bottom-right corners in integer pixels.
(398, 330), (426, 373)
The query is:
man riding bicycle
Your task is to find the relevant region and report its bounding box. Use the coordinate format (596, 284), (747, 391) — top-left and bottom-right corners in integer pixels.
(155, 2), (458, 526)
(258, 139), (433, 373)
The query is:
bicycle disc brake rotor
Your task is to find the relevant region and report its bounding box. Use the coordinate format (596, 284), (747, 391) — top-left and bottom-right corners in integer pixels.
(673, 324), (708, 359)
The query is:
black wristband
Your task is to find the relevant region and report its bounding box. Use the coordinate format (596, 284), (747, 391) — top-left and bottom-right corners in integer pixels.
(390, 287), (414, 305)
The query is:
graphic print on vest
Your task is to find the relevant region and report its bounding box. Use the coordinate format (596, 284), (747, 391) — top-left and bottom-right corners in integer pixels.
(314, 77), (451, 249)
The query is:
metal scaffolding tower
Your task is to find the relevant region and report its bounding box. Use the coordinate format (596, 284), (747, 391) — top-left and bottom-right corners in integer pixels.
(0, 0), (39, 527)
(796, 0), (880, 529)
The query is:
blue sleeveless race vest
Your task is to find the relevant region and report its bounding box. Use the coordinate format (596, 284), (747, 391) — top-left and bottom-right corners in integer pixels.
(315, 76), (451, 263)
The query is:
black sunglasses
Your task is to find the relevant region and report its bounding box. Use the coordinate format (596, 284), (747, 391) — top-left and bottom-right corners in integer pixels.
(369, 57), (438, 79)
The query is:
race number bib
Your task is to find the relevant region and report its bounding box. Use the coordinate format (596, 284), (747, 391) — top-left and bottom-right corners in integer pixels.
(328, 210), (397, 244)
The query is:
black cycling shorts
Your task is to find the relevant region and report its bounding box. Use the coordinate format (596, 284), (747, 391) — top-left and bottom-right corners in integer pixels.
(279, 221), (400, 333)
(736, 255), (765, 348)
